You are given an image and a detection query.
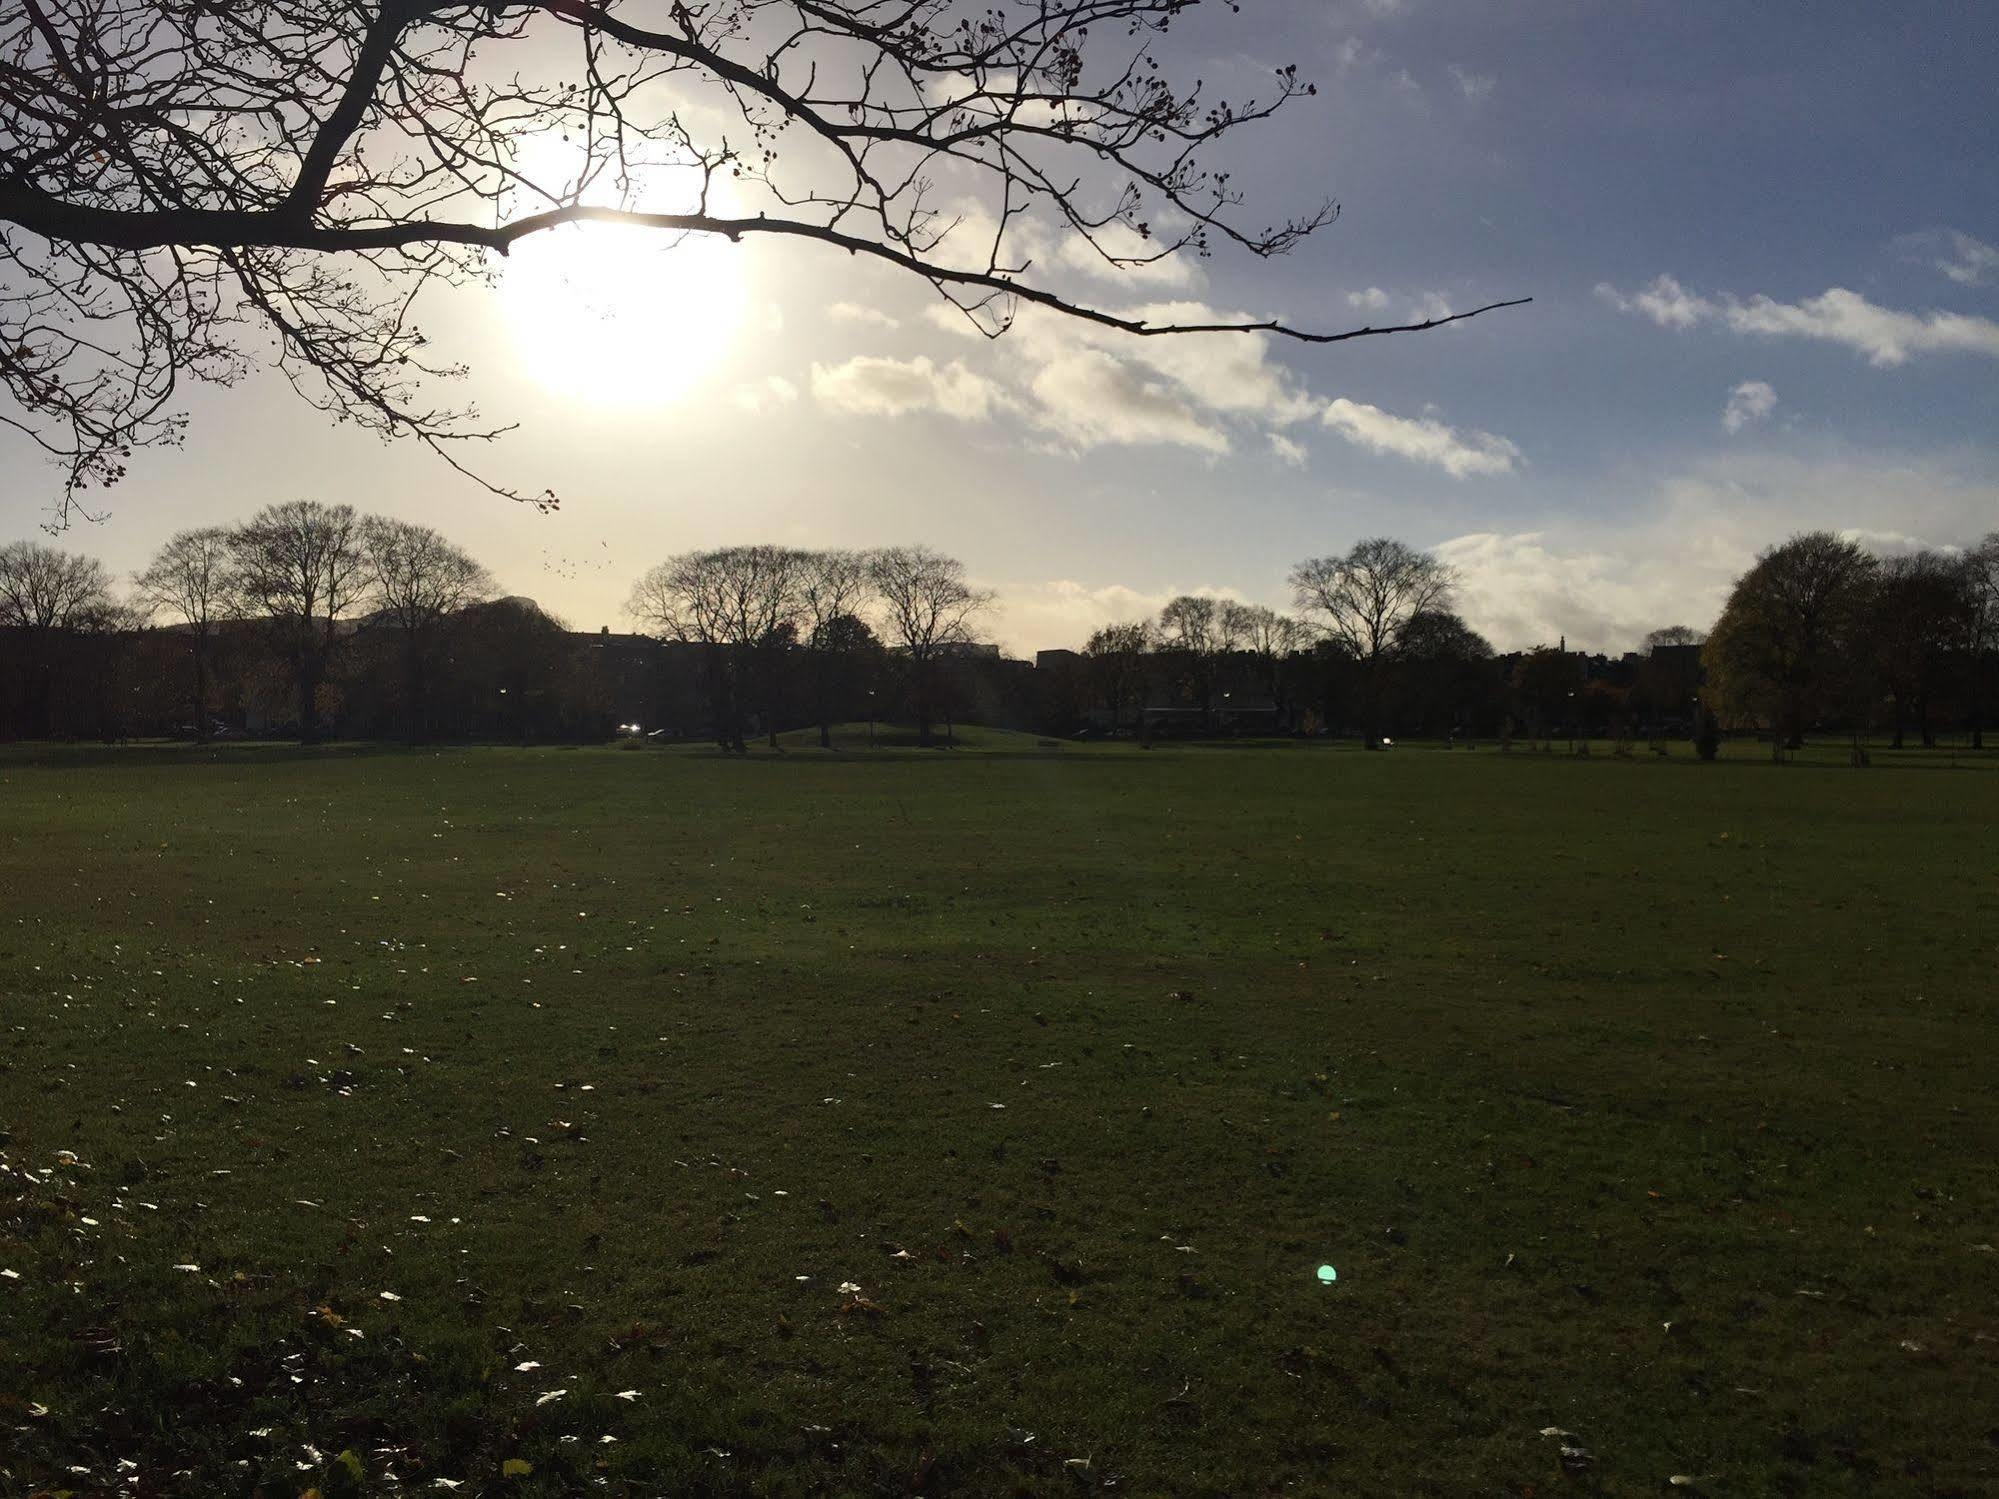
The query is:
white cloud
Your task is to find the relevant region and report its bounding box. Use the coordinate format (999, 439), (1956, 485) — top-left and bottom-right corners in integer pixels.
(1448, 64), (1495, 103)
(827, 301), (898, 329)
(1270, 433), (1309, 468)
(731, 375), (799, 413)
(1435, 531), (1706, 653)
(1322, 397), (1521, 477)
(983, 578), (1245, 658)
(1896, 228), (1999, 287)
(1438, 452), (1999, 651)
(809, 355), (1006, 421)
(1345, 287), (1456, 324)
(1053, 222), (1202, 290)
(1595, 274), (1714, 330)
(1000, 300), (1317, 456)
(1723, 287), (1999, 366)
(1026, 347), (1230, 456)
(1937, 230), (1999, 286)
(921, 303), (987, 340)
(829, 295), (1477, 468)
(1838, 528), (1960, 559)
(1073, 302), (1321, 424)
(920, 196), (1201, 292)
(1721, 379), (1776, 433)
(1600, 275), (1999, 365)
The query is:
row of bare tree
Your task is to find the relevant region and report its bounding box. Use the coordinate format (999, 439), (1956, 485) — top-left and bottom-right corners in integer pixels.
(1, 502), (489, 740)
(627, 546), (990, 750)
(1071, 538), (1461, 739)
(7, 521), (1998, 748)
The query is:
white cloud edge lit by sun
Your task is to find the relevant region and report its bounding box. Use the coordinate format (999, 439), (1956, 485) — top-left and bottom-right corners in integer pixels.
(806, 291), (1520, 476)
(1721, 380), (1776, 433)
(1596, 275), (1999, 366)
(975, 450), (1999, 657)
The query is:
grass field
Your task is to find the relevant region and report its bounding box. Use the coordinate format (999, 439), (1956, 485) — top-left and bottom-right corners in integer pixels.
(3, 732), (1995, 1497)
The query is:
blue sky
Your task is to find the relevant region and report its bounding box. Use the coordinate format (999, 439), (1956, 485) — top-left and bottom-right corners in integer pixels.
(3, 0), (1995, 653)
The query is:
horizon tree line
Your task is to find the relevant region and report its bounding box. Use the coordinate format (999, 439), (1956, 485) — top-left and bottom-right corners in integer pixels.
(4, 521), (1998, 751)
(626, 545), (993, 751)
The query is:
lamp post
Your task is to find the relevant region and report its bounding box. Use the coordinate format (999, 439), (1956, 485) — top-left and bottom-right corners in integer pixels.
(1567, 689), (1576, 755)
(867, 689), (876, 748)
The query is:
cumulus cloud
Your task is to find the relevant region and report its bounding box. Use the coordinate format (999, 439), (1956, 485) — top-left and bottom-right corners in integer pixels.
(1725, 288), (1999, 365)
(1599, 275), (1999, 365)
(810, 355), (1006, 421)
(1436, 452), (1999, 652)
(827, 301), (898, 329)
(1052, 222), (1202, 290)
(1322, 398), (1521, 477)
(920, 196), (1202, 293)
(1269, 433), (1309, 468)
(1594, 274), (1713, 329)
(1721, 379), (1777, 433)
(1434, 531), (1709, 653)
(823, 294), (1512, 471)
(1026, 347), (1230, 455)
(938, 299), (1319, 457)
(971, 454), (1998, 656)
(983, 579), (1248, 658)
(1059, 301), (1321, 424)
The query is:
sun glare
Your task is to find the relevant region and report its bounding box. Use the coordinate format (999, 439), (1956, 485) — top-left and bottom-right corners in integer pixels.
(501, 215), (750, 409)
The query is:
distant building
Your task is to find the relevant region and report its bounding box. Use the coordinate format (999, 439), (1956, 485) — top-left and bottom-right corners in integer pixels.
(1036, 648), (1083, 671)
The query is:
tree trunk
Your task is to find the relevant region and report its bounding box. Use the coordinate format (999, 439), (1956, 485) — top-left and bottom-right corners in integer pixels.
(405, 632), (426, 744)
(192, 636), (210, 741)
(297, 656), (321, 743)
(1971, 651), (1985, 749)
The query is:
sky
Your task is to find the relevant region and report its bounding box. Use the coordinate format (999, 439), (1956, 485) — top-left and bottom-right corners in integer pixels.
(4, 0), (1997, 656)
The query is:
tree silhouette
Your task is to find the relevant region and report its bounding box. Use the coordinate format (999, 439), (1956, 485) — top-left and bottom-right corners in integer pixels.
(1965, 534), (1998, 750)
(1084, 620), (1151, 736)
(0, 539), (113, 735)
(363, 517), (493, 741)
(1157, 594), (1236, 729)
(1702, 531), (1875, 754)
(629, 546), (804, 751)
(227, 500), (371, 742)
(133, 527), (235, 738)
(1, 1), (1526, 522)
(869, 545), (990, 745)
(1290, 538), (1454, 743)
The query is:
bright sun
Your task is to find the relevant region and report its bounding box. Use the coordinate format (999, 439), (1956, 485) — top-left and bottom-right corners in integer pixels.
(501, 214), (750, 409)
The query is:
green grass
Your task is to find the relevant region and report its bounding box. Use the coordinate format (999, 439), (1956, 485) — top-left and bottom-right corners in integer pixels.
(2, 732), (1995, 1496)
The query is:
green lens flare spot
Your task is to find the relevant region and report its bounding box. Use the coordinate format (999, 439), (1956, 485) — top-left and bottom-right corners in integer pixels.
(1316, 1264), (1337, 1283)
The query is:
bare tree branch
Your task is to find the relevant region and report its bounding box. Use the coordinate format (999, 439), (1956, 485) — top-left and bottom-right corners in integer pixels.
(1, 1), (1530, 524)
